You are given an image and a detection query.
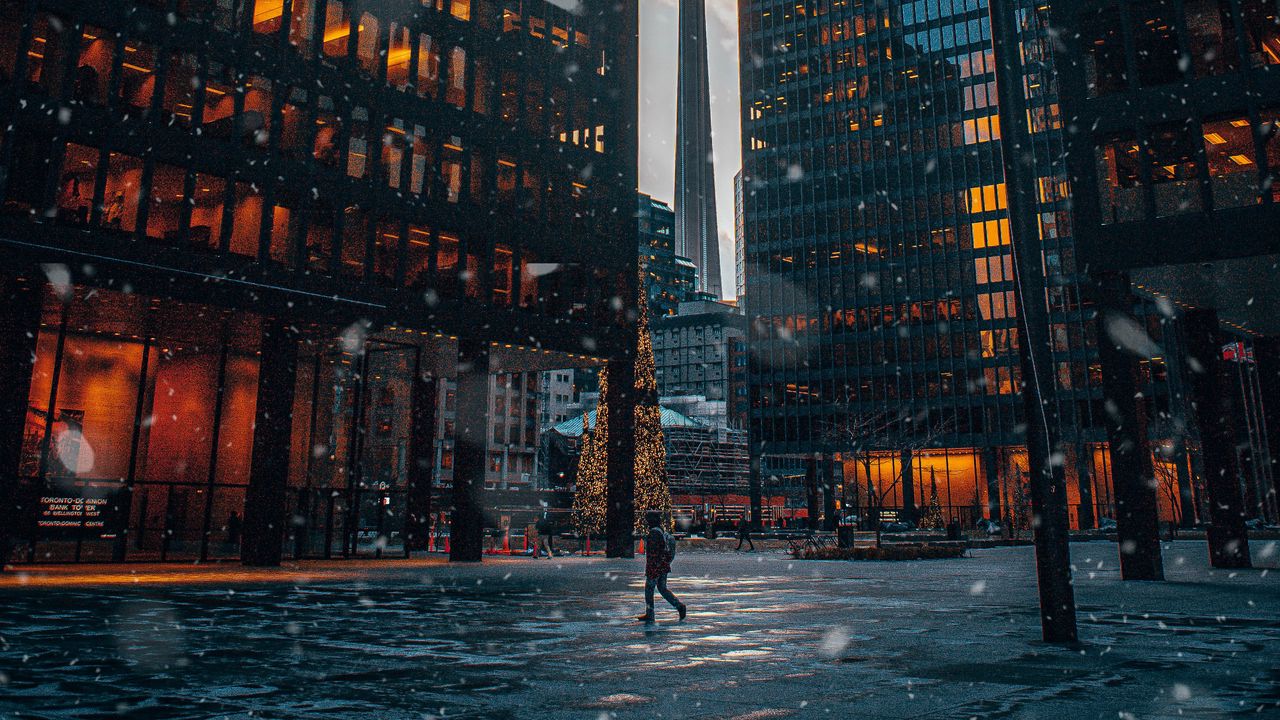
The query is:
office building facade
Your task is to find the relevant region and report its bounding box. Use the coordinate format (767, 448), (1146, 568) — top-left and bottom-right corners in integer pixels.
(738, 0), (1125, 527)
(0, 0), (640, 564)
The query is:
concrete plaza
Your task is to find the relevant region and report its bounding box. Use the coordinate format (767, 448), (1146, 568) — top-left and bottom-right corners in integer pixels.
(0, 541), (1277, 719)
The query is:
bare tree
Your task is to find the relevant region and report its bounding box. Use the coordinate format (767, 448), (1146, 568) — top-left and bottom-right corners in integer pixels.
(820, 406), (954, 546)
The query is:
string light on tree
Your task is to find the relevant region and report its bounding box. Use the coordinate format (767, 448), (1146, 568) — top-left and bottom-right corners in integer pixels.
(919, 468), (945, 530)
(571, 369), (608, 537)
(632, 291), (671, 531)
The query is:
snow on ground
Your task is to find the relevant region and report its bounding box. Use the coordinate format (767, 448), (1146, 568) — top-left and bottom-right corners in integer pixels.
(0, 541), (1276, 719)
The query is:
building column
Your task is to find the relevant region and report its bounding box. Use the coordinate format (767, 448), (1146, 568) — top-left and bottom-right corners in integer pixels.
(821, 454), (838, 530)
(450, 337), (489, 562)
(1094, 271), (1163, 580)
(606, 357), (637, 558)
(984, 447), (1001, 521)
(804, 455), (820, 530)
(1074, 445), (1096, 530)
(405, 370), (438, 552)
(900, 448), (916, 523)
(0, 274), (41, 571)
(1251, 337), (1280, 524)
(748, 452), (763, 530)
(1182, 310), (1252, 568)
(242, 319), (300, 567)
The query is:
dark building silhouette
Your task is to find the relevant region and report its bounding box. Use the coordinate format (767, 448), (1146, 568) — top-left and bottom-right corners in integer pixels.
(638, 192), (695, 317)
(1049, 0), (1280, 563)
(675, 0), (722, 298)
(0, 0), (640, 566)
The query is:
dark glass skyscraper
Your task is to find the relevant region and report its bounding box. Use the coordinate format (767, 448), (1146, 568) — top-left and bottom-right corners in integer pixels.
(675, 0), (722, 298)
(738, 0), (1123, 528)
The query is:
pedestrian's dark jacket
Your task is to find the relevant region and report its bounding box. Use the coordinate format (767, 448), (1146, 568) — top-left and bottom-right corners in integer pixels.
(645, 526), (670, 579)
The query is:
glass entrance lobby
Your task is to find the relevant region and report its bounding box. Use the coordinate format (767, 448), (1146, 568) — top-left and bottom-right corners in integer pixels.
(11, 284), (447, 564)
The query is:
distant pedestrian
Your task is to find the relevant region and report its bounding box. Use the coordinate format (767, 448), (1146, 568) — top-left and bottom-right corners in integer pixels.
(535, 512), (555, 558)
(638, 510), (686, 624)
(735, 514), (755, 551)
(224, 511), (242, 550)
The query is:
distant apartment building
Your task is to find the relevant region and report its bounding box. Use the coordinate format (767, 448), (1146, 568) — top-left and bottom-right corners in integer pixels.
(653, 299), (749, 429)
(639, 193), (696, 316)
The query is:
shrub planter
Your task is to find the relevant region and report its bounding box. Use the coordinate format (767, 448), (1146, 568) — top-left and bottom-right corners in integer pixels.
(793, 543), (968, 561)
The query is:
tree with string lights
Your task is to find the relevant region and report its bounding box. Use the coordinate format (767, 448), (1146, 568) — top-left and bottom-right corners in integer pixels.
(571, 370), (608, 538)
(919, 468), (945, 530)
(632, 293), (671, 531)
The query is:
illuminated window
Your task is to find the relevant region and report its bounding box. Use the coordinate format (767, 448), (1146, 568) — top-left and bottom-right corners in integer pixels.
(56, 143), (99, 224)
(493, 244), (513, 306)
(965, 183), (1007, 213)
(446, 46), (467, 108)
(416, 33), (440, 99)
(102, 152), (144, 233)
(969, 219), (1009, 248)
(322, 0), (350, 59)
(74, 26), (113, 106)
(279, 85), (308, 158)
(189, 173), (226, 250)
(387, 22), (411, 90)
(405, 224), (432, 287)
(145, 163), (187, 241)
(119, 42), (157, 111)
(383, 119), (407, 189)
(347, 105), (370, 179)
(304, 96), (335, 167)
(1241, 1), (1280, 67)
(341, 205), (369, 277)
(356, 12), (379, 75)
(374, 218), (400, 283)
(961, 115), (1000, 145)
(410, 124), (433, 196)
(230, 181), (264, 257)
(252, 0), (285, 35)
(1148, 123), (1203, 217)
(1202, 115), (1260, 208)
(241, 75), (273, 149)
(1095, 134), (1143, 225)
(289, 0), (316, 56)
(451, 0), (471, 21)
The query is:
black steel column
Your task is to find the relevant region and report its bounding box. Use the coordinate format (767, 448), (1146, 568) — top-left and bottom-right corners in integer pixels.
(1074, 446), (1096, 530)
(1183, 310), (1252, 568)
(1094, 272), (1163, 580)
(405, 369), (438, 552)
(984, 447), (1001, 521)
(748, 451), (763, 530)
(821, 455), (838, 530)
(606, 357), (638, 558)
(900, 448), (916, 523)
(0, 274), (41, 571)
(989, 0), (1078, 643)
(242, 319), (300, 567)
(451, 337), (489, 562)
(804, 456), (819, 530)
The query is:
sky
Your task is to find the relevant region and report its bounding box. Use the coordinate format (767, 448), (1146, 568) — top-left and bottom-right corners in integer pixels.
(639, 0), (742, 299)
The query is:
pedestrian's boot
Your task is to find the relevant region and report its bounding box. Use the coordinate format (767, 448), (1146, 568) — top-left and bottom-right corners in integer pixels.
(637, 612), (655, 623)
(678, 604), (687, 621)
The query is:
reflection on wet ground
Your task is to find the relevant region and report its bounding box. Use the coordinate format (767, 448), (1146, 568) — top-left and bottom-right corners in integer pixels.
(0, 541), (1277, 719)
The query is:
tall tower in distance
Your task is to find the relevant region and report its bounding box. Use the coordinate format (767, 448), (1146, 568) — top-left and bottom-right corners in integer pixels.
(674, 0), (722, 299)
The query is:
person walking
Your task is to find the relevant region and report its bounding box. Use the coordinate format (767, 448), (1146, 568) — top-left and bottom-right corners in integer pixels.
(735, 513), (755, 551)
(534, 512), (555, 558)
(638, 510), (686, 623)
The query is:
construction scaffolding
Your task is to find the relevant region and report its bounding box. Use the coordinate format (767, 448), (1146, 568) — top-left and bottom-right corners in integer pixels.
(665, 426), (749, 495)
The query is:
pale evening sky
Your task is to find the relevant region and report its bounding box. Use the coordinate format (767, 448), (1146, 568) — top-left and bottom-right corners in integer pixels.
(639, 0), (742, 299)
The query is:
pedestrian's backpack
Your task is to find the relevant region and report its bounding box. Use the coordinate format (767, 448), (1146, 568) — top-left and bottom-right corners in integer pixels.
(664, 529), (677, 560)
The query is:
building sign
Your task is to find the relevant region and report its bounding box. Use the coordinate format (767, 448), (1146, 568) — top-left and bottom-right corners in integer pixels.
(35, 486), (126, 538)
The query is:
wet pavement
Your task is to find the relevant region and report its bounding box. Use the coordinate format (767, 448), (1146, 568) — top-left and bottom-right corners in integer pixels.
(0, 540), (1277, 719)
